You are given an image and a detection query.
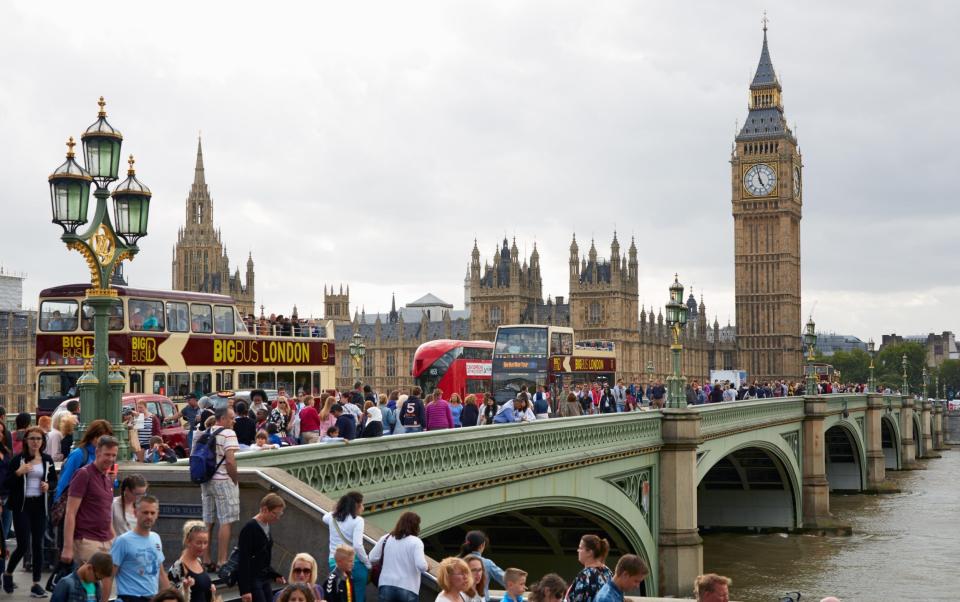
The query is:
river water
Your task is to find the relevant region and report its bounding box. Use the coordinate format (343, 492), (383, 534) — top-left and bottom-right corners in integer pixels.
(703, 448), (958, 602)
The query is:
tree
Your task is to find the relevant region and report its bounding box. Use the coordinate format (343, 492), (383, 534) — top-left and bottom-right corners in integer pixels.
(875, 341), (926, 392)
(935, 359), (960, 399)
(828, 348), (871, 384)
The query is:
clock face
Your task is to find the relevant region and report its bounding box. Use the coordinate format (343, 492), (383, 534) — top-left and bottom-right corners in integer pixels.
(743, 163), (777, 196)
(793, 166), (801, 198)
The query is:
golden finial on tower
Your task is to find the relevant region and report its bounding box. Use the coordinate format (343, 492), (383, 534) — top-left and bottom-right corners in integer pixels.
(127, 154), (136, 175)
(66, 136), (76, 158)
(762, 10), (769, 32)
(98, 96), (107, 117)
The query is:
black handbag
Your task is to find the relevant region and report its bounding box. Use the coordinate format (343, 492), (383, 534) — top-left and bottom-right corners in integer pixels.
(218, 546), (242, 586)
(45, 561), (73, 593)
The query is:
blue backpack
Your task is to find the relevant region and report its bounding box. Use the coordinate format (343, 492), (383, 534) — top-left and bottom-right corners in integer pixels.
(189, 427), (225, 484)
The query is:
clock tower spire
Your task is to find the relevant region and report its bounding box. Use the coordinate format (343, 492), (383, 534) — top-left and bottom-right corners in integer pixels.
(731, 20), (803, 382)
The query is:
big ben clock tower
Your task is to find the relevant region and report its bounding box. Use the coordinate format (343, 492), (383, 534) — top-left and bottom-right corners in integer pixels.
(732, 21), (803, 381)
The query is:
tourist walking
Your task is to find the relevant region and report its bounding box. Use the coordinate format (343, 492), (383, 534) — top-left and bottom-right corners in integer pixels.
(369, 512), (428, 602)
(425, 392), (454, 431)
(168, 521), (217, 602)
(693, 574), (731, 602)
(594, 556), (647, 602)
(275, 553), (323, 602)
(50, 552), (113, 602)
(111, 495), (170, 602)
(460, 395), (480, 428)
(532, 386), (550, 420)
(112, 474), (148, 536)
(528, 574), (567, 602)
(360, 405), (384, 438)
(322, 546), (354, 602)
(598, 386), (617, 414)
(458, 531), (505, 600)
(463, 556), (487, 602)
(558, 393), (582, 418)
(61, 434), (120, 602)
(449, 394), (464, 427)
(237, 494), (287, 602)
(435, 557), (473, 602)
(398, 388), (426, 433)
(201, 407), (239, 571)
(322, 491), (371, 602)
(379, 394), (397, 435)
(567, 535), (613, 602)
(477, 396), (497, 426)
(55, 419), (113, 504)
(5, 426), (56, 597)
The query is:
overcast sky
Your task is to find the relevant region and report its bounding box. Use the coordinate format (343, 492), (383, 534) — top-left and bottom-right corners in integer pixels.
(1, 1), (957, 344)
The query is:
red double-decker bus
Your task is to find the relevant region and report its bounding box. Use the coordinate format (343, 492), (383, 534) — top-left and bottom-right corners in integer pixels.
(411, 339), (493, 399)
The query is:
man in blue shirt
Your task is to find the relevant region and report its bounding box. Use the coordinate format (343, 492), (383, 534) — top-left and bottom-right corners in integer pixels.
(594, 555), (648, 602)
(111, 495), (169, 602)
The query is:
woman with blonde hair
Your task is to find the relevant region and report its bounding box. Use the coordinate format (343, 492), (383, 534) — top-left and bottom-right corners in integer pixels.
(316, 394), (337, 436)
(274, 553), (322, 601)
(168, 521), (217, 602)
(435, 557), (473, 602)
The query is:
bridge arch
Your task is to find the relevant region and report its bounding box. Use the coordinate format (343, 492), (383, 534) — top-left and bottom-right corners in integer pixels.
(697, 439), (801, 530)
(913, 413), (923, 458)
(368, 481), (659, 595)
(824, 421), (866, 491)
(881, 413), (901, 469)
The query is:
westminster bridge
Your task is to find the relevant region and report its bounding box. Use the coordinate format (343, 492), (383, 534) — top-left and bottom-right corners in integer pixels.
(142, 394), (949, 599)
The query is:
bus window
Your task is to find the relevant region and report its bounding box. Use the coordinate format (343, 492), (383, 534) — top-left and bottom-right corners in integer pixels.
(277, 371), (294, 395)
(216, 370), (234, 392)
(550, 332), (573, 355)
(168, 373), (189, 398)
(257, 372), (276, 389)
(462, 346), (493, 360)
(238, 372), (256, 390)
(191, 304), (212, 333)
(130, 299), (165, 332)
(167, 302), (189, 333)
(40, 300), (79, 332)
(312, 371), (321, 395)
(80, 301), (124, 331)
(466, 379), (488, 395)
(234, 309), (249, 334)
(294, 372), (310, 396)
(214, 305), (235, 334)
(192, 372), (212, 397)
(38, 371), (78, 406)
(129, 370), (144, 393)
(153, 373), (167, 395)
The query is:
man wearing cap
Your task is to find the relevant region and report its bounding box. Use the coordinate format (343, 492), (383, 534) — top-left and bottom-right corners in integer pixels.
(174, 394), (201, 450)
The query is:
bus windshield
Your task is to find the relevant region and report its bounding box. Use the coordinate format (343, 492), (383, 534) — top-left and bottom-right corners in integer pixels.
(494, 327), (548, 357)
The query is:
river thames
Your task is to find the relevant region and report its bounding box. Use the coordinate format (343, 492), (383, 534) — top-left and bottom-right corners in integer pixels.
(704, 448), (957, 601)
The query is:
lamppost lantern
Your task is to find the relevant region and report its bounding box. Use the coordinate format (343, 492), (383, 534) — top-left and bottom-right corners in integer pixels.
(49, 97), (149, 461)
(665, 275), (687, 408)
(48, 137), (93, 234)
(349, 331), (366, 382)
(901, 353), (909, 395)
(111, 155), (152, 245)
(81, 96), (124, 187)
(803, 317), (818, 395)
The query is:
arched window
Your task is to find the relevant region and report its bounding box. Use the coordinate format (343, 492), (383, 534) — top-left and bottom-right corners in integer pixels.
(490, 306), (502, 325)
(589, 301), (602, 324)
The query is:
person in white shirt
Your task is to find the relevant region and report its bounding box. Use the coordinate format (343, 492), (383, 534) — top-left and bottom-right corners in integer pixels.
(368, 512), (428, 602)
(322, 491), (371, 602)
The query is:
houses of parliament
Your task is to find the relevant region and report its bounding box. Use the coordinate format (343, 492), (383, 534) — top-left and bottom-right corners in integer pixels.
(172, 26), (803, 391)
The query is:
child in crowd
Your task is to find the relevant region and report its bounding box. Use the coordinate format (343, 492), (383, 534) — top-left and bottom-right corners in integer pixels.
(323, 545), (354, 602)
(251, 430), (278, 450)
(501, 568), (528, 602)
(321, 426), (345, 443)
(144, 436), (177, 463)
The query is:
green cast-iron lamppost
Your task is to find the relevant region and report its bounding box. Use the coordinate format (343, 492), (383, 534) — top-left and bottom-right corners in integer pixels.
(349, 331), (366, 383)
(803, 317), (818, 395)
(48, 97), (152, 460)
(901, 354), (909, 395)
(867, 339), (876, 392)
(664, 275), (688, 408)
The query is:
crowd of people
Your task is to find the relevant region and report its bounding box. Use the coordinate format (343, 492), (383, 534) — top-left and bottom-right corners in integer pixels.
(0, 400), (850, 602)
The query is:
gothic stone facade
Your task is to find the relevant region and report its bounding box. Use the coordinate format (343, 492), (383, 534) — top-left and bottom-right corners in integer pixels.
(731, 27), (803, 381)
(172, 139), (255, 317)
(469, 236), (736, 384)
